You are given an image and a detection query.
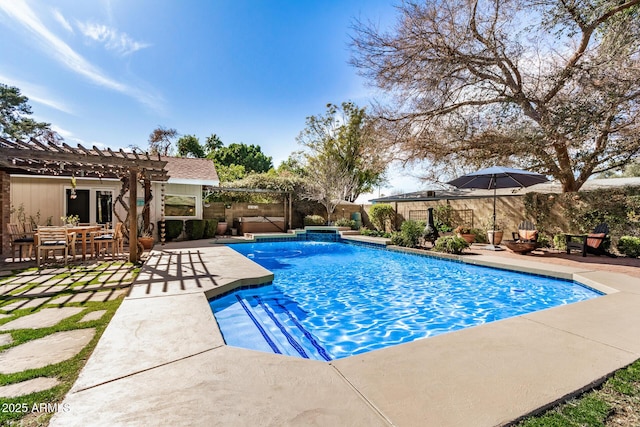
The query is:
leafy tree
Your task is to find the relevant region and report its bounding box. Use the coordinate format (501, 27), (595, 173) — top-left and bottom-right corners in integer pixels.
(209, 142), (273, 174)
(216, 164), (246, 182)
(351, 0), (640, 192)
(205, 133), (224, 153)
(148, 126), (178, 156)
(297, 102), (387, 202)
(277, 151), (307, 177)
(0, 83), (53, 141)
(177, 134), (206, 158)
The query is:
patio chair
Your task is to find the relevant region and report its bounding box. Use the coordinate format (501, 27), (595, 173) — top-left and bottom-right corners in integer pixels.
(91, 222), (123, 259)
(565, 223), (614, 257)
(36, 227), (77, 267)
(505, 220), (539, 254)
(7, 223), (35, 262)
(511, 220), (538, 243)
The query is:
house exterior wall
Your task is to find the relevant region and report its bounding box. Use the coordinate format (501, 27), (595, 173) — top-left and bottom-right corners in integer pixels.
(1, 171), (11, 255)
(10, 176), (120, 226)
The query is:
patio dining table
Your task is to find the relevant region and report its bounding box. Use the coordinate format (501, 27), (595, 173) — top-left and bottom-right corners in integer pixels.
(67, 225), (102, 260)
(36, 225), (102, 261)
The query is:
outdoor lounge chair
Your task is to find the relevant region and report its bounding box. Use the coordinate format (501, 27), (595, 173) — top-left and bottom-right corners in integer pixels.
(504, 220), (539, 254)
(565, 223), (614, 257)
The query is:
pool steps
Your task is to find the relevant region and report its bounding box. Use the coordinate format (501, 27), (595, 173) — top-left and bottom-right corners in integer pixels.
(228, 295), (332, 361)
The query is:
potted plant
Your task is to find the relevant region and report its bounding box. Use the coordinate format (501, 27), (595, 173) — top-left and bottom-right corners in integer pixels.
(216, 217), (228, 235)
(454, 225), (476, 244)
(484, 218), (505, 245)
(138, 230), (154, 250)
(61, 214), (80, 227)
(137, 219), (155, 250)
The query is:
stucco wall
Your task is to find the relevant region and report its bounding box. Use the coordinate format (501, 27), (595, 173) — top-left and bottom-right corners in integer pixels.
(378, 195), (527, 234)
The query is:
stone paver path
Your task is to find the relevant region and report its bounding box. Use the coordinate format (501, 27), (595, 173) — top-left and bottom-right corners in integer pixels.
(0, 333), (13, 346)
(0, 377), (61, 398)
(79, 310), (107, 323)
(0, 307), (84, 331)
(0, 328), (95, 374)
(0, 313), (11, 319)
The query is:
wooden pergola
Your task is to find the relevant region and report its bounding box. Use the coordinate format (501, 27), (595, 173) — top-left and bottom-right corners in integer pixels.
(0, 137), (169, 263)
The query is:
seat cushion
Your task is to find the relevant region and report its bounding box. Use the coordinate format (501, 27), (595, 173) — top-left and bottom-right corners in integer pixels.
(586, 233), (606, 249)
(94, 234), (114, 240)
(518, 230), (538, 241)
(41, 241), (67, 246)
(14, 238), (34, 243)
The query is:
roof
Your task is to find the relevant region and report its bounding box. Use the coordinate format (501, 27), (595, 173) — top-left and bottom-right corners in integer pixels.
(160, 156), (219, 186)
(369, 177), (640, 203)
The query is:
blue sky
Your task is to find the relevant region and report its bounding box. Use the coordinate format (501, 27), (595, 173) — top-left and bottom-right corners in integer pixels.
(0, 0), (423, 199)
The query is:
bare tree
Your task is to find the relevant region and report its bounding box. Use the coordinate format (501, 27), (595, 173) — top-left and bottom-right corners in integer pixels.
(148, 126), (178, 156)
(302, 154), (358, 223)
(351, 0), (640, 192)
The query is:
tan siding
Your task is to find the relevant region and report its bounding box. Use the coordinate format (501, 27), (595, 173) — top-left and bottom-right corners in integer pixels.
(10, 176), (120, 226)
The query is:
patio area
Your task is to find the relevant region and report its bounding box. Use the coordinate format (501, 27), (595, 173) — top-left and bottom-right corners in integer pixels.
(33, 238), (640, 427)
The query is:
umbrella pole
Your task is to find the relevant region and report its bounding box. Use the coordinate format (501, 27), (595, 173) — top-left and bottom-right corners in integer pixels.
(493, 182), (497, 232)
(486, 175), (503, 251)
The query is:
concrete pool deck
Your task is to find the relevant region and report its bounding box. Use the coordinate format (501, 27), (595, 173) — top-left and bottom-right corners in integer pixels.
(50, 239), (640, 426)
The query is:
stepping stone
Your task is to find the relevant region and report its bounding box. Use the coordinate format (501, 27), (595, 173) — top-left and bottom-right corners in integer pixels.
(0, 283), (29, 295)
(0, 313), (11, 319)
(79, 310), (107, 323)
(0, 377), (60, 398)
(0, 307), (84, 331)
(0, 333), (13, 346)
(19, 285), (69, 296)
(1, 297), (53, 312)
(0, 329), (94, 374)
(52, 289), (127, 305)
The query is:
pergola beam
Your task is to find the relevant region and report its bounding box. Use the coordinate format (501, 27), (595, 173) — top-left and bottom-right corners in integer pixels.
(0, 137), (169, 263)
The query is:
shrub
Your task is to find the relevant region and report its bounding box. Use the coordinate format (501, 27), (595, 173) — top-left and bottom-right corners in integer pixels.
(433, 236), (470, 254)
(360, 227), (391, 238)
(185, 220), (205, 240)
(335, 218), (356, 229)
(369, 204), (396, 232)
(553, 233), (567, 251)
(304, 215), (325, 226)
(159, 220), (183, 241)
(434, 204), (454, 232)
(394, 220), (425, 248)
(471, 228), (488, 243)
(203, 219), (218, 238)
(536, 233), (551, 248)
(617, 236), (640, 258)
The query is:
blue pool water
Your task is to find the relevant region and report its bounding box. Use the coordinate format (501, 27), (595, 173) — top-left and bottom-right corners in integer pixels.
(209, 241), (600, 360)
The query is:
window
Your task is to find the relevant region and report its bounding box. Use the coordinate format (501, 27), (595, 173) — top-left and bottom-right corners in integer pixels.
(165, 195), (197, 217)
(65, 189), (113, 225)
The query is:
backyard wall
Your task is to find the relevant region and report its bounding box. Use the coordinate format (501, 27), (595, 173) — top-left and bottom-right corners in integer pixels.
(203, 202), (371, 230)
(387, 195), (527, 234)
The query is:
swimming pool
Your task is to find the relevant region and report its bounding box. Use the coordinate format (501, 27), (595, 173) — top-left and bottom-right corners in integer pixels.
(209, 241), (600, 360)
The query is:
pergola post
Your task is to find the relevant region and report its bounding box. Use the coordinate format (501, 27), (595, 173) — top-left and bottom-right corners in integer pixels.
(129, 168), (138, 263)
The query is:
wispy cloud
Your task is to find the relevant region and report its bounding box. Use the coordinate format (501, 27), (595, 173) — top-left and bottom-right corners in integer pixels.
(77, 21), (150, 56)
(52, 8), (72, 33)
(0, 0), (164, 112)
(0, 73), (73, 114)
